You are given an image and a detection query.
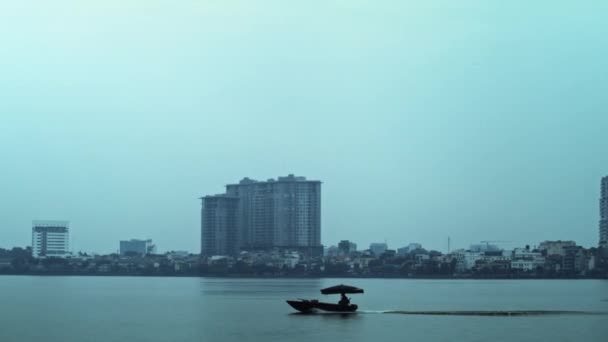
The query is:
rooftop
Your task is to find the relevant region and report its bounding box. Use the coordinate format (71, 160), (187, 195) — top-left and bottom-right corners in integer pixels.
(226, 174), (321, 187)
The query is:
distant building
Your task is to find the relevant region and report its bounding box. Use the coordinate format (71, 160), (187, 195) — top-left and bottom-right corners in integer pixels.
(200, 195), (239, 257)
(369, 243), (388, 256)
(119, 239), (156, 256)
(201, 175), (322, 256)
(325, 245), (339, 257)
(469, 244), (501, 253)
(452, 249), (486, 272)
(563, 245), (590, 274)
(397, 243), (422, 256)
(32, 220), (70, 258)
(538, 240), (576, 257)
(338, 240), (357, 256)
(600, 176), (608, 247)
(511, 247), (545, 271)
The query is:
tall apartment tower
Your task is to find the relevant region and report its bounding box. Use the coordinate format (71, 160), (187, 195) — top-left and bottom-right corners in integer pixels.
(200, 195), (239, 257)
(201, 175), (322, 256)
(600, 176), (608, 247)
(32, 220), (70, 258)
(226, 174), (321, 251)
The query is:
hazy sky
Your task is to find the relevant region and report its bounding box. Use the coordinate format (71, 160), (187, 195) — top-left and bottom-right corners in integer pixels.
(1, 1), (607, 253)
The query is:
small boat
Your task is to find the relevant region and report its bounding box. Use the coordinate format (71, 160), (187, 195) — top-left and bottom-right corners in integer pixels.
(287, 284), (364, 313)
(286, 299), (358, 313)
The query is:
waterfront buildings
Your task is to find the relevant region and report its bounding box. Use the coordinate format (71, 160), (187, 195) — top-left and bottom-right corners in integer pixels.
(119, 239), (157, 256)
(511, 247), (545, 271)
(538, 240), (576, 257)
(600, 176), (608, 247)
(32, 220), (70, 258)
(201, 175), (322, 256)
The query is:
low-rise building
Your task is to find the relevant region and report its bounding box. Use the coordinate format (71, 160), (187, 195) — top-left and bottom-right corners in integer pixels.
(511, 247), (545, 272)
(538, 241), (576, 257)
(119, 239), (156, 256)
(397, 243), (422, 256)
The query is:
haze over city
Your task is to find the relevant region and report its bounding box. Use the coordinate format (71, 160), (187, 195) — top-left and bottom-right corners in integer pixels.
(1, 1), (607, 254)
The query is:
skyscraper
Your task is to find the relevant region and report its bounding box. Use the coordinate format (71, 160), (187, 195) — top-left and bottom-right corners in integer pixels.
(32, 220), (70, 258)
(200, 194), (239, 256)
(600, 176), (608, 247)
(201, 175), (322, 256)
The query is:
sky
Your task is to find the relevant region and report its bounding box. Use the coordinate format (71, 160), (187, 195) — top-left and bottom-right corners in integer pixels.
(1, 0), (607, 254)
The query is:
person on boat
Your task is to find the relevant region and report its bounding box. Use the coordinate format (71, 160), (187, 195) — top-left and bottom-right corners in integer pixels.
(338, 293), (350, 306)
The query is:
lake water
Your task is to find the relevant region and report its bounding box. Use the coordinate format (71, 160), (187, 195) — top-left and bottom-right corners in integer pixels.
(0, 276), (606, 342)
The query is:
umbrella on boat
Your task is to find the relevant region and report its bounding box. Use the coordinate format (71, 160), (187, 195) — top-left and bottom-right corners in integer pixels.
(320, 284), (364, 295)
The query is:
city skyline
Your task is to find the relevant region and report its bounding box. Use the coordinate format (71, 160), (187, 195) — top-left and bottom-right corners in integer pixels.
(1, 174), (607, 254)
(1, 1), (607, 253)
(5, 173), (607, 255)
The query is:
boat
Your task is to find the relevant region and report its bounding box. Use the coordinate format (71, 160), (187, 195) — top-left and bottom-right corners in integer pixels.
(286, 299), (358, 313)
(286, 284), (364, 313)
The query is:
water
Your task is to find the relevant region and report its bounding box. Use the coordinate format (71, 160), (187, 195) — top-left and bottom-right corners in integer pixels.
(0, 276), (606, 342)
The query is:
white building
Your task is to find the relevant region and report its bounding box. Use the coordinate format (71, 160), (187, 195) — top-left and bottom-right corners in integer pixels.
(511, 259), (543, 271)
(452, 250), (482, 272)
(510, 247), (545, 271)
(281, 252), (301, 269)
(32, 220), (70, 258)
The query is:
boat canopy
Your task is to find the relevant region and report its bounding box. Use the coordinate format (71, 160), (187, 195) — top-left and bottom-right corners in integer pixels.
(320, 284), (364, 295)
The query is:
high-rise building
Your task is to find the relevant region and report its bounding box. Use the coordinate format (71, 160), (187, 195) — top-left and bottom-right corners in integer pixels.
(119, 239), (157, 256)
(32, 220), (70, 258)
(200, 194), (239, 257)
(201, 175), (322, 256)
(600, 176), (608, 247)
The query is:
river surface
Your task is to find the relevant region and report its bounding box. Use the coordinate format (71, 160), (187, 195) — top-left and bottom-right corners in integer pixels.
(0, 276), (606, 342)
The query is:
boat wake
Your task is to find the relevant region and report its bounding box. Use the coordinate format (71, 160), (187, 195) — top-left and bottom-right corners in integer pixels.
(365, 310), (608, 316)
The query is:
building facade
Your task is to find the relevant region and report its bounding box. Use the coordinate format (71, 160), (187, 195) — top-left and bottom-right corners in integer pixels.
(369, 243), (388, 256)
(200, 195), (239, 257)
(600, 176), (608, 247)
(397, 243), (423, 256)
(201, 175), (322, 256)
(511, 247), (545, 272)
(119, 239), (156, 256)
(32, 220), (70, 258)
(338, 240), (357, 256)
(538, 240), (576, 257)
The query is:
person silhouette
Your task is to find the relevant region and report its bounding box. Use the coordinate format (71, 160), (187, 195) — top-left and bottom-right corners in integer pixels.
(339, 293), (350, 306)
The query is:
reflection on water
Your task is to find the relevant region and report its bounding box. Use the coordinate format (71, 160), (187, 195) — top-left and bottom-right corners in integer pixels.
(199, 278), (324, 296)
(290, 312), (362, 320)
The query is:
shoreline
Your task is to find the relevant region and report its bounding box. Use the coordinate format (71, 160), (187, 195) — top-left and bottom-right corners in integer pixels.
(1, 273), (606, 280)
